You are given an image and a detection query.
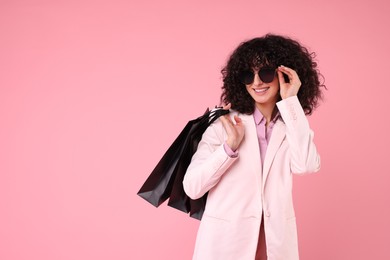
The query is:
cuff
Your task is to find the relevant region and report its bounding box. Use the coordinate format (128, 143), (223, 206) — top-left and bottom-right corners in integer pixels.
(223, 142), (238, 158)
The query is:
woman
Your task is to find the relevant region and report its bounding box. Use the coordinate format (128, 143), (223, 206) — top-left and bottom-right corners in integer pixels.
(183, 34), (324, 260)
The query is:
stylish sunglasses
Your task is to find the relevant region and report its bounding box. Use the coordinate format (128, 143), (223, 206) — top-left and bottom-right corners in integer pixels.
(238, 67), (276, 85)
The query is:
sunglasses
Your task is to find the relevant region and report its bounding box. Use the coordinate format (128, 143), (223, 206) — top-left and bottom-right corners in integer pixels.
(238, 67), (276, 85)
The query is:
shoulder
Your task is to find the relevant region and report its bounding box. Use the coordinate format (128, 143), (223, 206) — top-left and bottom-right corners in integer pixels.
(209, 109), (253, 132)
(210, 109), (244, 125)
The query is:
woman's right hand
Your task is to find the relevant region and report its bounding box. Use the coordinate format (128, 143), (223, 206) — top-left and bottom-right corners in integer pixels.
(219, 104), (245, 151)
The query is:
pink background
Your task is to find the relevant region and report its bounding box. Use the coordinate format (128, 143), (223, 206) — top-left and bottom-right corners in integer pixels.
(1, 0), (389, 259)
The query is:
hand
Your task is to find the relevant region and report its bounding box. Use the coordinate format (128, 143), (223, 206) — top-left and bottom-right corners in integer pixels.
(277, 65), (301, 99)
(219, 103), (245, 151)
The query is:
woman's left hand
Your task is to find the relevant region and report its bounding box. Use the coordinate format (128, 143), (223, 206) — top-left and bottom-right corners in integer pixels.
(277, 65), (301, 99)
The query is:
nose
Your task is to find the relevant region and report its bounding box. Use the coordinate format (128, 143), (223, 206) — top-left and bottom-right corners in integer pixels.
(252, 72), (263, 85)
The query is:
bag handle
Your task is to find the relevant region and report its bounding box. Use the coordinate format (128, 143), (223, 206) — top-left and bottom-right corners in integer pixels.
(208, 107), (230, 125)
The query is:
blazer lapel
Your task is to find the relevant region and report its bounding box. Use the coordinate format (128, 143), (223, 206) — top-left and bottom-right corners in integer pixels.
(240, 114), (263, 188)
(262, 120), (286, 190)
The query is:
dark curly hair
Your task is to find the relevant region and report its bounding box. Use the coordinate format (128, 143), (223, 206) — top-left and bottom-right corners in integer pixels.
(220, 34), (325, 115)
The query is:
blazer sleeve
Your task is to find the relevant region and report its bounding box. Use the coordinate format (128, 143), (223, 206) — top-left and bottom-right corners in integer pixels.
(183, 118), (238, 200)
(276, 96), (321, 175)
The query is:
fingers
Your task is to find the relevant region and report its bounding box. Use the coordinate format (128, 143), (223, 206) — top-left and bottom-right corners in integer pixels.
(222, 103), (231, 110)
(278, 65), (295, 77)
(277, 70), (285, 85)
(234, 115), (242, 124)
(277, 65), (302, 99)
(278, 65), (301, 84)
(218, 104), (241, 128)
(220, 113), (241, 133)
(219, 114), (233, 129)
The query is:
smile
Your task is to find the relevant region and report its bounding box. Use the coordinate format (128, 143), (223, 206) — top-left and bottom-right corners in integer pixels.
(253, 87), (270, 93)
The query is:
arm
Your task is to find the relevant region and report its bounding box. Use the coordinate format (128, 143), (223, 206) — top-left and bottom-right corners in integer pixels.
(277, 65), (321, 175)
(277, 96), (321, 175)
(183, 120), (239, 200)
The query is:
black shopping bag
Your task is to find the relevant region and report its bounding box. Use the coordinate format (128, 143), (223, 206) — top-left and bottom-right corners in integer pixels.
(137, 108), (229, 220)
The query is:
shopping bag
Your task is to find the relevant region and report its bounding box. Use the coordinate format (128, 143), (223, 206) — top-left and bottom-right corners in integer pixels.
(137, 107), (229, 220)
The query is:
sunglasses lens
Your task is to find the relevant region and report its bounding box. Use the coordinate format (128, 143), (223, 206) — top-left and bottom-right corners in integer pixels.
(239, 71), (255, 85)
(259, 68), (275, 83)
(239, 68), (275, 85)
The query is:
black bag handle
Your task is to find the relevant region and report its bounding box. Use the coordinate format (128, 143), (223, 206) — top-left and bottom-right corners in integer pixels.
(208, 108), (230, 125)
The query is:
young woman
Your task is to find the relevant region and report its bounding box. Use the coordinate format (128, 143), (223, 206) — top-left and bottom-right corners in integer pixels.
(183, 34), (324, 260)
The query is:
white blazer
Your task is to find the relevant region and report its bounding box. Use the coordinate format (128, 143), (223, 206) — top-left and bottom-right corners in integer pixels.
(183, 96), (321, 260)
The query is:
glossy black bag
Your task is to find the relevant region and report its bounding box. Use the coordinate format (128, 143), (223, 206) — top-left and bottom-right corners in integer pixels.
(137, 108), (229, 220)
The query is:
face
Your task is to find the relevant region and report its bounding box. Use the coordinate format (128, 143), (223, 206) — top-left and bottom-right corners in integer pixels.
(244, 67), (280, 109)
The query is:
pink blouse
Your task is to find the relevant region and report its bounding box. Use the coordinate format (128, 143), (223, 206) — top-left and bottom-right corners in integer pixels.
(224, 107), (280, 167)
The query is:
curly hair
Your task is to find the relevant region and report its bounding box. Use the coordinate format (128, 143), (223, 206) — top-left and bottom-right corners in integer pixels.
(220, 34), (325, 115)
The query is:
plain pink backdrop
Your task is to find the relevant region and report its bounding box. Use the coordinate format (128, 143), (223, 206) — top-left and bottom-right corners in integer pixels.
(1, 0), (389, 259)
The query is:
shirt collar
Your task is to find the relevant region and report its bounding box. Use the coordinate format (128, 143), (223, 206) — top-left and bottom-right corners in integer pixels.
(254, 107), (265, 125)
(253, 107), (280, 125)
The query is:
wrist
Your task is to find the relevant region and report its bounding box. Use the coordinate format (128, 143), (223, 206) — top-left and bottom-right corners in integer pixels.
(281, 93), (297, 100)
(226, 139), (238, 152)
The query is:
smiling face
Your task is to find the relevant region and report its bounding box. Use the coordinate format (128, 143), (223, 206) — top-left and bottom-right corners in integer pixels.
(245, 67), (280, 110)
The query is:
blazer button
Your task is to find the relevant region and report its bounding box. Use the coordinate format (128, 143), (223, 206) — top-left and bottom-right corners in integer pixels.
(266, 210), (271, 217)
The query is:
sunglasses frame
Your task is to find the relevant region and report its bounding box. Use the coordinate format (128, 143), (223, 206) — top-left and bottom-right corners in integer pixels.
(238, 67), (277, 85)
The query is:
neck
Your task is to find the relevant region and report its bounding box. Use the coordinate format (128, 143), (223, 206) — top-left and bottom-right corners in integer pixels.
(255, 102), (277, 124)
